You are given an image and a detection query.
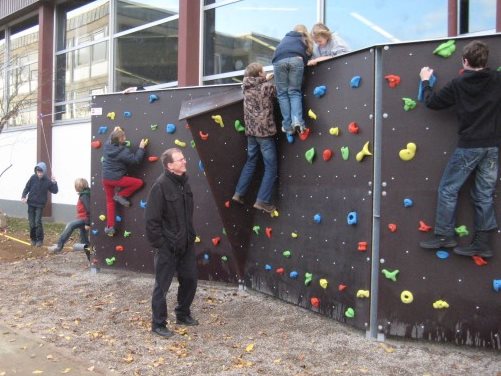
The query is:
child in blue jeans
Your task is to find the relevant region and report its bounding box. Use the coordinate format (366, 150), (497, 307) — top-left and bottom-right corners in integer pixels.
(49, 178), (91, 254)
(272, 24), (313, 135)
(232, 62), (278, 213)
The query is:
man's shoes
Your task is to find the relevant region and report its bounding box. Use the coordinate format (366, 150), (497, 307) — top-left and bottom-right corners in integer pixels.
(104, 226), (116, 237)
(48, 244), (63, 253)
(253, 201), (276, 214)
(30, 240), (36, 246)
(419, 235), (457, 249)
(113, 194), (130, 207)
(35, 241), (43, 247)
(152, 326), (174, 338)
(453, 231), (494, 258)
(232, 194), (244, 205)
(176, 315), (199, 326)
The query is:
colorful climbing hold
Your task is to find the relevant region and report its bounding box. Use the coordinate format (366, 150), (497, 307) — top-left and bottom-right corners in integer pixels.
(203, 253), (210, 261)
(347, 211), (358, 225)
(265, 227), (272, 239)
(384, 74), (401, 88)
(403, 198), (414, 208)
(350, 76), (361, 88)
(99, 214), (106, 221)
(234, 119), (245, 132)
(472, 256), (488, 266)
(313, 213), (322, 224)
(304, 272), (313, 286)
(211, 114), (224, 127)
(402, 97), (417, 111)
(298, 128), (311, 141)
(276, 267), (285, 275)
(148, 94), (159, 103)
(356, 289), (370, 298)
(271, 210), (280, 218)
(198, 160), (204, 172)
(358, 241), (368, 252)
(91, 229), (99, 235)
(289, 271), (299, 279)
(432, 300), (449, 309)
(212, 236), (221, 246)
(433, 40), (456, 58)
(308, 109), (317, 120)
(322, 149), (333, 161)
(148, 156), (159, 162)
(436, 250), (449, 259)
(418, 220), (432, 232)
(150, 124), (158, 130)
(345, 307), (355, 318)
(305, 147), (316, 163)
(291, 232), (299, 238)
(264, 264), (272, 271)
(319, 279), (328, 289)
(124, 111), (132, 118)
(199, 131), (209, 140)
(115, 245), (124, 252)
(221, 255), (228, 262)
(455, 225), (469, 237)
(166, 123), (176, 134)
(106, 112), (115, 120)
(329, 127), (340, 136)
(313, 85), (327, 98)
(381, 269), (399, 282)
(105, 257), (116, 266)
(140, 200), (147, 209)
(341, 146), (349, 160)
(98, 126), (108, 134)
(338, 284), (347, 292)
(493, 279), (501, 292)
(286, 134), (294, 144)
(174, 139), (186, 147)
(388, 223), (397, 232)
(91, 140), (102, 149)
(399, 142), (417, 161)
(252, 225), (260, 235)
(348, 121), (359, 134)
(310, 297), (320, 308)
(195, 236), (201, 243)
(355, 141), (372, 162)
(282, 250), (291, 258)
(123, 230), (131, 238)
(400, 290), (414, 304)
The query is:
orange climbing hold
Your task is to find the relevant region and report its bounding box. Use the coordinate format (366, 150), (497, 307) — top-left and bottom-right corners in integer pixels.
(388, 223), (397, 232)
(298, 128), (311, 141)
(265, 227), (272, 238)
(199, 131), (209, 140)
(212, 236), (221, 246)
(472, 256), (488, 266)
(115, 245), (124, 252)
(384, 74), (401, 88)
(418, 220), (432, 232)
(224, 200), (230, 208)
(148, 156), (159, 162)
(358, 241), (368, 252)
(348, 122), (359, 134)
(310, 297), (320, 308)
(338, 284), (347, 291)
(276, 267), (285, 275)
(91, 140), (102, 149)
(322, 149), (333, 161)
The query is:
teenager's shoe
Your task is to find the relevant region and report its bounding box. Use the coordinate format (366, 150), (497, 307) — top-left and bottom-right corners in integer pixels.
(48, 244), (63, 253)
(113, 194), (130, 207)
(253, 201), (276, 214)
(453, 231), (494, 258)
(231, 194), (244, 205)
(104, 226), (116, 237)
(419, 235), (457, 249)
(35, 241), (43, 247)
(152, 326), (174, 338)
(176, 315), (199, 326)
(30, 240), (36, 246)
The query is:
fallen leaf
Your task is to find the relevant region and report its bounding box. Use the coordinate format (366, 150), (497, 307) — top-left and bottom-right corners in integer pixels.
(123, 353), (134, 364)
(61, 368), (71, 374)
(245, 343), (254, 352)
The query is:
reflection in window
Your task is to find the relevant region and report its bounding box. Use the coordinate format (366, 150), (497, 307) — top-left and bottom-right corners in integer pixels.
(115, 20), (178, 91)
(116, 0), (178, 33)
(325, 0), (447, 51)
(468, 0), (496, 34)
(203, 0), (316, 78)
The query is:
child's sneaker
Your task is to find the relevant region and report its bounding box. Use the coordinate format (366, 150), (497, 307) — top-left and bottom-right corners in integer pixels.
(113, 194), (130, 207)
(232, 194), (244, 205)
(48, 244), (63, 253)
(281, 126), (294, 135)
(104, 226), (116, 237)
(253, 201), (276, 213)
(293, 123), (306, 134)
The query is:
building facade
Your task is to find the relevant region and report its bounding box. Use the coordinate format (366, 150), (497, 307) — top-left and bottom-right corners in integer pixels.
(0, 0), (500, 221)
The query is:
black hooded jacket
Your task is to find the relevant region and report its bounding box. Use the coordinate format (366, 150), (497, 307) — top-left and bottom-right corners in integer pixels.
(102, 142), (145, 180)
(423, 68), (501, 148)
(145, 171), (195, 256)
(21, 162), (58, 208)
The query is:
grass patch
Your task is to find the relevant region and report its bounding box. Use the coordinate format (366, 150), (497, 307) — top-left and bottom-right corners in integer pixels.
(6, 216), (66, 236)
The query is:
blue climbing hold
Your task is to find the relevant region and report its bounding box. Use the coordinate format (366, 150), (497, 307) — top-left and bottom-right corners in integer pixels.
(115, 215), (122, 223)
(493, 279), (501, 292)
(203, 253), (210, 261)
(347, 211), (358, 225)
(148, 94), (159, 103)
(350, 76), (361, 88)
(286, 134), (294, 144)
(198, 160), (205, 172)
(403, 198), (414, 208)
(313, 85), (327, 98)
(124, 111), (132, 118)
(92, 229), (99, 235)
(265, 264), (272, 271)
(313, 213), (322, 224)
(140, 200), (147, 209)
(166, 123), (176, 134)
(98, 126), (108, 134)
(290, 271), (299, 279)
(436, 250), (449, 259)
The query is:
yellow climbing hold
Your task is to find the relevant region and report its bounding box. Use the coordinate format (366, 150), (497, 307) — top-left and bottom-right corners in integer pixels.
(356, 289), (370, 298)
(399, 142), (417, 161)
(99, 214), (106, 221)
(211, 114), (224, 127)
(174, 139), (187, 147)
(107, 111), (116, 120)
(329, 127), (340, 136)
(356, 141), (372, 162)
(195, 236), (201, 243)
(271, 210), (280, 218)
(291, 232), (298, 238)
(400, 290), (414, 304)
(308, 109), (317, 120)
(319, 279), (328, 289)
(432, 300), (449, 309)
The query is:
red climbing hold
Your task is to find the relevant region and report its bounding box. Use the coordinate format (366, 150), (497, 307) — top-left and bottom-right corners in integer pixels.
(115, 245), (124, 252)
(310, 297), (320, 308)
(338, 284), (347, 291)
(322, 149), (333, 161)
(212, 236), (221, 246)
(418, 220), (432, 232)
(199, 131), (209, 140)
(265, 227), (272, 238)
(298, 128), (311, 141)
(224, 200), (230, 208)
(148, 156), (159, 162)
(358, 241), (368, 252)
(276, 267), (285, 275)
(472, 256), (488, 266)
(388, 223), (397, 232)
(384, 74), (401, 88)
(348, 122), (359, 134)
(91, 140), (102, 149)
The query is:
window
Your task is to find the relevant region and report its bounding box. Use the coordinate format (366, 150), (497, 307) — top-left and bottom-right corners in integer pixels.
(467, 0), (496, 34)
(203, 0), (316, 81)
(116, 0), (178, 33)
(325, 0), (448, 50)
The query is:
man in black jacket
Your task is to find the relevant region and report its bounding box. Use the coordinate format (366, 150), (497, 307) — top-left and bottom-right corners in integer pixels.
(145, 148), (198, 338)
(419, 40), (501, 258)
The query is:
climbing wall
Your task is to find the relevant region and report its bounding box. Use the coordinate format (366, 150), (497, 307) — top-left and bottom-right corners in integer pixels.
(377, 35), (501, 348)
(183, 49), (376, 330)
(90, 87), (241, 283)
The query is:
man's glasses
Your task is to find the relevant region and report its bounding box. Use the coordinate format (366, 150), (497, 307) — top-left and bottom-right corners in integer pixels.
(172, 157), (186, 163)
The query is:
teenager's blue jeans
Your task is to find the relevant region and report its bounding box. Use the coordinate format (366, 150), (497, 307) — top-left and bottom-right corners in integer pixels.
(235, 136), (277, 204)
(434, 147), (498, 236)
(273, 57), (304, 132)
(28, 205), (43, 242)
(57, 219), (89, 247)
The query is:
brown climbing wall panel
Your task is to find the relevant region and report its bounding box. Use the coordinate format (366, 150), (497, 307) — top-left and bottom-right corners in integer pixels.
(378, 35), (501, 348)
(90, 87), (241, 283)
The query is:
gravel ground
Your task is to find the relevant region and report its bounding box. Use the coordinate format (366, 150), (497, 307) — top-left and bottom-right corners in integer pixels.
(1, 251), (500, 376)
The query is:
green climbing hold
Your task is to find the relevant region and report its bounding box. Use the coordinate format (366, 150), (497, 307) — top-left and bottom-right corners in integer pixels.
(455, 225), (469, 237)
(190, 140), (196, 148)
(221, 255), (228, 262)
(433, 40), (456, 58)
(402, 97), (417, 111)
(150, 124), (158, 130)
(345, 307), (355, 318)
(123, 230), (132, 238)
(341, 146), (349, 160)
(105, 256), (116, 266)
(381, 268), (399, 282)
(222, 228), (227, 235)
(234, 119), (245, 132)
(305, 147), (316, 163)
(497, 66), (501, 72)
(282, 250), (291, 258)
(252, 225), (260, 235)
(304, 272), (313, 286)
(124, 140), (131, 147)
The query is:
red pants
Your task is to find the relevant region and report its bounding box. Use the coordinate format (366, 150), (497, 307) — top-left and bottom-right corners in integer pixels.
(103, 176), (143, 228)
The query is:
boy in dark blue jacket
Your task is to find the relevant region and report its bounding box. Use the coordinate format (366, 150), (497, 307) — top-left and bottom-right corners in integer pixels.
(21, 162), (58, 246)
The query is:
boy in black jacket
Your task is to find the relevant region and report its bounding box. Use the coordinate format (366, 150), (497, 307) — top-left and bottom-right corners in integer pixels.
(21, 161), (58, 246)
(419, 40), (501, 258)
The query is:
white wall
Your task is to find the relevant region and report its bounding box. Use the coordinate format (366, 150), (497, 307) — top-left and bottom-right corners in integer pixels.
(0, 122), (91, 207)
